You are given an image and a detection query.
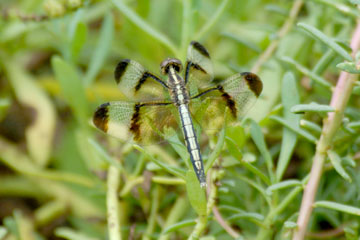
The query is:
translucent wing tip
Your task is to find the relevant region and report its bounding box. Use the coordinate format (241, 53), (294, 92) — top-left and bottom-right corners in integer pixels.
(241, 72), (263, 97)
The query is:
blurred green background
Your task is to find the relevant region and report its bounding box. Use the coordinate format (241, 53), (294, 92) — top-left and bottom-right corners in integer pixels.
(1, 0), (360, 239)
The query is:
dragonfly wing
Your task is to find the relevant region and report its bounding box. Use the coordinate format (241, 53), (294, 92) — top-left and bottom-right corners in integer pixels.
(185, 41), (214, 94)
(93, 101), (179, 144)
(115, 59), (168, 101)
(190, 72), (263, 132)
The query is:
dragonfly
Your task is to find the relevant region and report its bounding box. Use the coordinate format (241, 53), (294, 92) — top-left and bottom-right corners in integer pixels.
(93, 41), (263, 188)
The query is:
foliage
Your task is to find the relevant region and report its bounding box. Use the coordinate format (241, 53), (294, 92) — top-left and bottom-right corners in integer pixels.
(0, 0), (360, 239)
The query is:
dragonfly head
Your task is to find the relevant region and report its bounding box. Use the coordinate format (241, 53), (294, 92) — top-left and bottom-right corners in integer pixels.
(160, 58), (183, 75)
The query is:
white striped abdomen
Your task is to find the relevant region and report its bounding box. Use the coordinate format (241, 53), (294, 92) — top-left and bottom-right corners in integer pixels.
(178, 104), (206, 186)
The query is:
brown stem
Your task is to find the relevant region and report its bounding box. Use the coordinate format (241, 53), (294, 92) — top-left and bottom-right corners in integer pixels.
(293, 19), (360, 240)
(213, 205), (240, 238)
(251, 0), (304, 74)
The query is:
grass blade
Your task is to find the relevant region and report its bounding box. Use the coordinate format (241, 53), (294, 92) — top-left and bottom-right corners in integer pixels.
(250, 120), (275, 183)
(84, 14), (114, 86)
(327, 150), (352, 182)
(266, 179), (302, 195)
(112, 0), (178, 55)
(291, 102), (335, 113)
(297, 22), (352, 61)
(280, 56), (332, 89)
(270, 116), (317, 143)
(276, 72), (300, 181)
(314, 201), (360, 216)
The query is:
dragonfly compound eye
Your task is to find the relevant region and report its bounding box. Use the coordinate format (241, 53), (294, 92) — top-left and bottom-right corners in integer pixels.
(160, 58), (183, 75)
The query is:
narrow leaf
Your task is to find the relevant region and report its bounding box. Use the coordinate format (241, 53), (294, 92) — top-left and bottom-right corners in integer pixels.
(280, 56), (332, 89)
(70, 22), (87, 63)
(112, 0), (177, 55)
(327, 150), (352, 182)
(84, 14), (114, 86)
(276, 72), (300, 181)
(297, 22), (352, 61)
(266, 179), (302, 195)
(52, 56), (89, 124)
(314, 201), (360, 216)
(163, 219), (196, 234)
(185, 170), (207, 216)
(133, 145), (186, 180)
(300, 120), (322, 133)
(270, 116), (317, 143)
(336, 62), (360, 74)
(250, 120), (275, 182)
(291, 102), (335, 113)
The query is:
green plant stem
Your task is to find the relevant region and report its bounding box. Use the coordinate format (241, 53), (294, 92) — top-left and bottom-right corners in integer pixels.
(112, 0), (179, 56)
(194, 0), (231, 40)
(0, 137), (95, 187)
(143, 185), (160, 240)
(256, 175), (309, 240)
(181, 0), (191, 58)
(160, 196), (188, 240)
(293, 19), (360, 240)
(251, 0), (304, 73)
(107, 166), (122, 240)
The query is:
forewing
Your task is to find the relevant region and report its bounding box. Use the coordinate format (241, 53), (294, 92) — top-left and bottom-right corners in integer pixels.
(185, 41), (214, 92)
(191, 72), (263, 132)
(93, 101), (179, 144)
(114, 59), (168, 101)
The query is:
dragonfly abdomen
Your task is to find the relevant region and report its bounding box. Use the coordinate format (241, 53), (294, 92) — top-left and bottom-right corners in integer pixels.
(178, 104), (206, 187)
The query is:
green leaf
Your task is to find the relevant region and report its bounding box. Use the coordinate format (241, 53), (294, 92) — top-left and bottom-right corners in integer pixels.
(185, 170), (207, 216)
(55, 227), (100, 240)
(299, 120), (322, 133)
(205, 128), (226, 172)
(87, 138), (123, 171)
(250, 120), (275, 183)
(162, 219), (196, 234)
(276, 72), (300, 181)
(314, 201), (360, 216)
(112, 0), (178, 55)
(70, 22), (88, 63)
(284, 221), (297, 229)
(222, 32), (261, 53)
(52, 56), (89, 124)
(133, 145), (186, 180)
(280, 56), (332, 89)
(291, 102), (335, 113)
(297, 22), (352, 61)
(336, 62), (360, 74)
(270, 116), (317, 143)
(84, 14), (114, 86)
(327, 150), (352, 182)
(227, 212), (264, 223)
(266, 180), (302, 195)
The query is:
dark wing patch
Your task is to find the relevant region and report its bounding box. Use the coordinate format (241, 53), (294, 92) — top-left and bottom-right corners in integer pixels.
(242, 72), (263, 97)
(92, 101), (178, 144)
(114, 59), (130, 84)
(93, 102), (110, 132)
(185, 41), (214, 89)
(190, 41), (210, 58)
(190, 72), (263, 132)
(114, 59), (168, 101)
